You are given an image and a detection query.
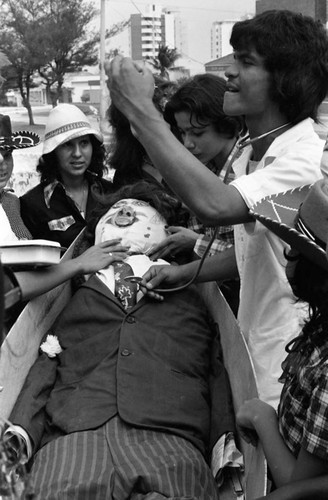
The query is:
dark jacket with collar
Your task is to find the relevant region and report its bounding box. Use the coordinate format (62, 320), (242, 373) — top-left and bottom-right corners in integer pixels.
(20, 175), (113, 248)
(10, 275), (235, 458)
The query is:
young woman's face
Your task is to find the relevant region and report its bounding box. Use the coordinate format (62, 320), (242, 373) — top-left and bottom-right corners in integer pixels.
(0, 150), (13, 192)
(55, 135), (93, 181)
(174, 110), (232, 165)
(223, 48), (274, 121)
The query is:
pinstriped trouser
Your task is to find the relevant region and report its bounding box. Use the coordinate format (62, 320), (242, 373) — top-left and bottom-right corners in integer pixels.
(29, 416), (219, 499)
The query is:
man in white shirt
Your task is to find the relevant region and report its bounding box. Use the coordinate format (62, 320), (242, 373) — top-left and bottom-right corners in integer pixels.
(107, 10), (328, 407)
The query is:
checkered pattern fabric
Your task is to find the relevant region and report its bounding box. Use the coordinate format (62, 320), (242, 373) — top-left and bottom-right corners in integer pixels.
(278, 327), (328, 461)
(189, 142), (239, 258)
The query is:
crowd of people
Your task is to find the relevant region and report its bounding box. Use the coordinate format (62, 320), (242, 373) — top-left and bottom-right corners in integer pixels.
(1, 8), (328, 500)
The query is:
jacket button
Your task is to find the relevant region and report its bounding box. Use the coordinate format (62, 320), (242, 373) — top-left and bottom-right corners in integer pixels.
(126, 316), (136, 323)
(121, 349), (131, 356)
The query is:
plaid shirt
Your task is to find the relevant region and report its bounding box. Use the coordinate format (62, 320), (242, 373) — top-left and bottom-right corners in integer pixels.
(190, 143), (239, 258)
(278, 327), (328, 461)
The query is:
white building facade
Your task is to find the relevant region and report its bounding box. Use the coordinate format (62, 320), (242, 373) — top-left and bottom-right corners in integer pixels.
(130, 4), (175, 60)
(211, 20), (236, 60)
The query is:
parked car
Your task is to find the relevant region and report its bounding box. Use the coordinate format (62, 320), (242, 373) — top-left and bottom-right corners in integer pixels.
(72, 102), (100, 129)
(72, 102), (99, 116)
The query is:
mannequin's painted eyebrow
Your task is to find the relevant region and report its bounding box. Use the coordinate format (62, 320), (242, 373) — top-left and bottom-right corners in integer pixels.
(111, 201), (128, 208)
(111, 200), (149, 209)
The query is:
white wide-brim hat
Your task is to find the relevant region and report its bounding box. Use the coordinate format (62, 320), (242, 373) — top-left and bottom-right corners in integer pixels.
(250, 179), (328, 271)
(42, 103), (103, 155)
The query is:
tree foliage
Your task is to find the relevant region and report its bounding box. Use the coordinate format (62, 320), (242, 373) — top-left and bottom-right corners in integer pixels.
(34, 0), (100, 105)
(0, 0), (129, 122)
(0, 1), (42, 122)
(147, 45), (181, 79)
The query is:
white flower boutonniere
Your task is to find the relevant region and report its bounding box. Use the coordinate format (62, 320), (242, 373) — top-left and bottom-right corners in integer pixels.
(40, 334), (63, 358)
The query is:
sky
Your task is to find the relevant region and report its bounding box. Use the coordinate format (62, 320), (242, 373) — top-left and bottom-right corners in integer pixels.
(103, 0), (256, 69)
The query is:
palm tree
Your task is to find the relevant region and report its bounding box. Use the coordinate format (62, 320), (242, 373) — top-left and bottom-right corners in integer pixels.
(147, 45), (180, 80)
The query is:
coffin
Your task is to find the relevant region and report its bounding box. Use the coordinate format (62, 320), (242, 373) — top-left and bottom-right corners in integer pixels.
(0, 237), (266, 499)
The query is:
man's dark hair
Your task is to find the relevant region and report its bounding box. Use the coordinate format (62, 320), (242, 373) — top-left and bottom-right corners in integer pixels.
(230, 10), (328, 124)
(164, 73), (243, 138)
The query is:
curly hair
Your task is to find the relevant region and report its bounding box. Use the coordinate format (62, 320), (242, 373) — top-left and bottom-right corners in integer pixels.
(85, 180), (190, 244)
(230, 10), (328, 124)
(286, 252), (328, 341)
(164, 73), (244, 138)
(36, 135), (107, 184)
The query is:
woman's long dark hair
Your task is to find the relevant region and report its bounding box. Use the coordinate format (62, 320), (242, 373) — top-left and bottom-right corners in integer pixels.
(36, 135), (107, 184)
(286, 252), (328, 347)
(108, 78), (178, 190)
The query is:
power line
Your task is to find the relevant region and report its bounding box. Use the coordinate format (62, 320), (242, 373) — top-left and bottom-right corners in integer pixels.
(109, 0), (253, 16)
(129, 0), (143, 14)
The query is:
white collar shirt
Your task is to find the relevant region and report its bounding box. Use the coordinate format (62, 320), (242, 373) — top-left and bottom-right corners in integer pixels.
(230, 118), (324, 407)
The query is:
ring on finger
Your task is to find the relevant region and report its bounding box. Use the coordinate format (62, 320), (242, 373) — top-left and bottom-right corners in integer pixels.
(109, 252), (113, 257)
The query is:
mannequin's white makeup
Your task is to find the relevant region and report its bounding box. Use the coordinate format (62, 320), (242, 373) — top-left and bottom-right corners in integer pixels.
(95, 199), (167, 254)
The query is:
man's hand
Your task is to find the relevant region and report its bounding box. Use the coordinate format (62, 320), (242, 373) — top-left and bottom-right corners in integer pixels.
(149, 226), (198, 261)
(105, 56), (156, 122)
(74, 239), (130, 274)
(139, 263), (192, 300)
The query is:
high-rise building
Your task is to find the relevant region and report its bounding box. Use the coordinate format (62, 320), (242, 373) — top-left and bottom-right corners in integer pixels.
(166, 9), (188, 61)
(211, 21), (236, 60)
(130, 4), (175, 60)
(256, 0), (327, 23)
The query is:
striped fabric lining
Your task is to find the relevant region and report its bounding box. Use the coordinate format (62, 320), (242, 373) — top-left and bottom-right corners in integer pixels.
(30, 416), (219, 499)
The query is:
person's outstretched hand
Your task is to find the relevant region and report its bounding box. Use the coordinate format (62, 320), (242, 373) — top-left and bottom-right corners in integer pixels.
(74, 239), (130, 274)
(149, 226), (198, 261)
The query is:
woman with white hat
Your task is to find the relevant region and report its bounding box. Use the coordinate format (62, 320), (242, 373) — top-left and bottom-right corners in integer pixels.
(0, 112), (128, 332)
(20, 104), (113, 248)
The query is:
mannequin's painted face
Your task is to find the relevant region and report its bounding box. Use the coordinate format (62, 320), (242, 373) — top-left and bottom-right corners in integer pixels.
(95, 199), (167, 254)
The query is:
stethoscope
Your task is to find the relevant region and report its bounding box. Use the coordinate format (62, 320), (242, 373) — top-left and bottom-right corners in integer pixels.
(125, 122), (292, 293)
(124, 225), (219, 294)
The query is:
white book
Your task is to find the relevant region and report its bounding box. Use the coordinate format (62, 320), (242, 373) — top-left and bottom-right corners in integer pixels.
(0, 240), (64, 268)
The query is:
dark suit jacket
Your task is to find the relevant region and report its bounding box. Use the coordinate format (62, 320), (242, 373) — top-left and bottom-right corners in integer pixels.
(10, 275), (235, 458)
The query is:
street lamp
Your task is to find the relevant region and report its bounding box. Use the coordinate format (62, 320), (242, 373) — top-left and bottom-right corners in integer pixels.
(99, 0), (111, 145)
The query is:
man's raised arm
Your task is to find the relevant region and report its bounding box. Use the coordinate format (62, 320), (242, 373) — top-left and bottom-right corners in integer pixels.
(106, 57), (249, 226)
